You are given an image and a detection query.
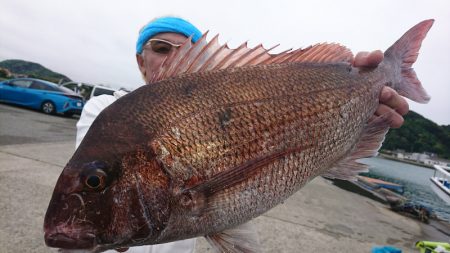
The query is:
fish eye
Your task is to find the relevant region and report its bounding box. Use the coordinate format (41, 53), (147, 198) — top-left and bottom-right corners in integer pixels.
(85, 169), (107, 190)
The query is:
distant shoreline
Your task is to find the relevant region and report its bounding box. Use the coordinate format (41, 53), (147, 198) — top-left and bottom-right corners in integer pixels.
(377, 153), (434, 169)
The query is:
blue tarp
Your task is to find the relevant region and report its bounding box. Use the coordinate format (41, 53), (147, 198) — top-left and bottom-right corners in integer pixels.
(372, 246), (402, 253)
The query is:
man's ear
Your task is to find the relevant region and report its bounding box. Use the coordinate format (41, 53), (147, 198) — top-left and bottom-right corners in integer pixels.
(136, 54), (146, 77)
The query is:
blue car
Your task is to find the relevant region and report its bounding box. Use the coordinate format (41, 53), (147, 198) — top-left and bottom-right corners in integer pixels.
(0, 78), (84, 116)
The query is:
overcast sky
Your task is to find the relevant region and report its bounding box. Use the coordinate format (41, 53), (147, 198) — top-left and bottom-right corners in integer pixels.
(1, 0), (449, 125)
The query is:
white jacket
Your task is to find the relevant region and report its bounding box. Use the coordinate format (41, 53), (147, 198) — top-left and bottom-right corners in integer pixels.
(76, 92), (196, 253)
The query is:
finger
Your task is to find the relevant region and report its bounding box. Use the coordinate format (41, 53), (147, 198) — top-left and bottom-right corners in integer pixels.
(353, 50), (383, 68)
(379, 87), (409, 115)
(353, 51), (369, 67)
(366, 50), (384, 67)
(375, 104), (404, 128)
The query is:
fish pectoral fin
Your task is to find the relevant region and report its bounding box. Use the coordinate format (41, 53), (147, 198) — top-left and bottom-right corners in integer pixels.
(186, 147), (305, 197)
(323, 112), (394, 180)
(205, 222), (261, 253)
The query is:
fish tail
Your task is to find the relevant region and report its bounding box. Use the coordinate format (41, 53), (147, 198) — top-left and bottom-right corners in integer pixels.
(384, 19), (433, 104)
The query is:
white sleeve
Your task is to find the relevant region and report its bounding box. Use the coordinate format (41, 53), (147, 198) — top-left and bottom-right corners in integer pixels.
(75, 95), (118, 149)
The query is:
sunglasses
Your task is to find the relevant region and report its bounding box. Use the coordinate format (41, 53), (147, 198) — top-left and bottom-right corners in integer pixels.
(144, 38), (182, 54)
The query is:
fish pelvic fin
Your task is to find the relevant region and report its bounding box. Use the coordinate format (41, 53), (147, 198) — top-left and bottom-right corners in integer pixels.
(323, 113), (394, 181)
(150, 33), (354, 83)
(205, 222), (261, 253)
(384, 19), (434, 104)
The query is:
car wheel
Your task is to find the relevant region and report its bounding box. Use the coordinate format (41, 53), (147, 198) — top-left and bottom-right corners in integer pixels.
(41, 101), (56, 114)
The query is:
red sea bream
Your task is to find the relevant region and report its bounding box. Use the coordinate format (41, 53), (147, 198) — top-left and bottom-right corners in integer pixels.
(44, 20), (433, 252)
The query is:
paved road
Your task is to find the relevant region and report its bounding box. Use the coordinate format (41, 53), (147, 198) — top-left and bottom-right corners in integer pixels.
(0, 103), (78, 146)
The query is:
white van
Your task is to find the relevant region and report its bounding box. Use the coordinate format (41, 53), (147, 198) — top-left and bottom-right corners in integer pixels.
(60, 82), (118, 101)
(60, 82), (94, 101)
(90, 85), (117, 98)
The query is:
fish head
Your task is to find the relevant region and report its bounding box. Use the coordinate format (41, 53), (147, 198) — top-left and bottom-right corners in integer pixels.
(44, 114), (172, 251)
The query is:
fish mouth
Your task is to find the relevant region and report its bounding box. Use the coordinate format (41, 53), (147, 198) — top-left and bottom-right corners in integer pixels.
(45, 231), (96, 249)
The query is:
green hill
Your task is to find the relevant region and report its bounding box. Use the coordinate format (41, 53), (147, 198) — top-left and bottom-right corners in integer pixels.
(0, 59), (71, 83)
(382, 111), (450, 159)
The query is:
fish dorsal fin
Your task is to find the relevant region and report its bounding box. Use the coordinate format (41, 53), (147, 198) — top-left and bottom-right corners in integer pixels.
(213, 41), (251, 70)
(169, 32), (210, 77)
(205, 222), (261, 253)
(185, 33), (220, 72)
(259, 43), (354, 65)
(150, 33), (354, 83)
(243, 43), (280, 65)
(158, 35), (196, 81)
(292, 43), (353, 63)
(322, 113), (394, 180)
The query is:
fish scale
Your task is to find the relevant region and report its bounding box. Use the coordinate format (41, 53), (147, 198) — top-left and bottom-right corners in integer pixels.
(155, 67), (376, 237)
(157, 65), (366, 169)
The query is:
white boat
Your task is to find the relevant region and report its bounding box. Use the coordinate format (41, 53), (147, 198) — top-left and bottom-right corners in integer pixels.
(430, 165), (450, 204)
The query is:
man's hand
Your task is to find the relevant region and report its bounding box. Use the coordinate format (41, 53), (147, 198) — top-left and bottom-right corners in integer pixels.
(353, 50), (409, 128)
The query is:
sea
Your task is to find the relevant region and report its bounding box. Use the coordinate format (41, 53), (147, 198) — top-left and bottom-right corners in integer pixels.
(361, 157), (450, 222)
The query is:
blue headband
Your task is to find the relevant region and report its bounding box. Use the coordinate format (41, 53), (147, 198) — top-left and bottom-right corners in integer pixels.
(136, 17), (202, 54)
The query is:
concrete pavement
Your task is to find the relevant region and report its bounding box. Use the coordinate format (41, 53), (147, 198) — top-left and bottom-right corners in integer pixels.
(0, 142), (70, 253)
(0, 104), (78, 146)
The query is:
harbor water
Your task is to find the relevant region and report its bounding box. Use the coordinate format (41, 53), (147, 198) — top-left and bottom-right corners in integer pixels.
(362, 156), (450, 222)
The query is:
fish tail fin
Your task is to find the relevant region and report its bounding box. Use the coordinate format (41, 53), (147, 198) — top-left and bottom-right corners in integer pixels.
(384, 19), (433, 104)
